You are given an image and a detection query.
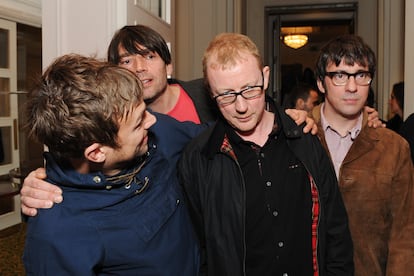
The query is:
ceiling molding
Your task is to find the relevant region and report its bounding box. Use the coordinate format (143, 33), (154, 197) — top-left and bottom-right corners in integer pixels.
(0, 0), (41, 27)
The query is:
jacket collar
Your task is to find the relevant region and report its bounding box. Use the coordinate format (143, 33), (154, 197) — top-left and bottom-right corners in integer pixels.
(312, 104), (380, 163)
(202, 98), (305, 159)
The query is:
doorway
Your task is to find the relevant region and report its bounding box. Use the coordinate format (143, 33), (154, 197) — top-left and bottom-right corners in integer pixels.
(0, 19), (42, 230)
(265, 3), (357, 105)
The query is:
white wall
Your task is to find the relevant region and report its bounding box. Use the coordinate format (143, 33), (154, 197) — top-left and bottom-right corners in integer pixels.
(41, 0), (175, 72)
(405, 1), (414, 118)
(175, 0), (241, 80)
(41, 0), (126, 70)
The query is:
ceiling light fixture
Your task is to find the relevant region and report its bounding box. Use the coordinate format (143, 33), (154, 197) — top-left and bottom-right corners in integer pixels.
(283, 34), (308, 49)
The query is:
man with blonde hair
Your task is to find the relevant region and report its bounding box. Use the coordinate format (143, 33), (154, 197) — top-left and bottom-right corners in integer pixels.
(178, 33), (353, 275)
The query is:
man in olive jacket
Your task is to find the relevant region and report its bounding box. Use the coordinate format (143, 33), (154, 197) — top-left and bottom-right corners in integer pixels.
(312, 34), (414, 275)
(178, 33), (353, 276)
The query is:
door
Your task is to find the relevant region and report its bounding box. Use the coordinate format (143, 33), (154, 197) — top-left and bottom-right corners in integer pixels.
(265, 4), (357, 105)
(0, 17), (21, 230)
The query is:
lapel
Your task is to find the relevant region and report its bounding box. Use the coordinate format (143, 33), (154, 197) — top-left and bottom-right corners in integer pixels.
(342, 114), (379, 165)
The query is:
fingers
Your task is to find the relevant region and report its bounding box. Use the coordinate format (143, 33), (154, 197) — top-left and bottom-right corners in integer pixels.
(23, 168), (62, 196)
(285, 109), (318, 135)
(302, 117), (319, 135)
(367, 119), (386, 128)
(20, 168), (63, 216)
(364, 106), (375, 114)
(20, 197), (51, 216)
(285, 109), (307, 124)
(364, 106), (386, 129)
(21, 204), (38, 217)
(285, 109), (299, 123)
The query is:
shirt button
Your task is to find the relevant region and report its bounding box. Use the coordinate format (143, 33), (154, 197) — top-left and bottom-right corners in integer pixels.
(93, 176), (101, 183)
(272, 210), (278, 217)
(266, 181), (272, 187)
(278, 241), (284, 247)
(260, 153), (265, 158)
(105, 185), (112, 190)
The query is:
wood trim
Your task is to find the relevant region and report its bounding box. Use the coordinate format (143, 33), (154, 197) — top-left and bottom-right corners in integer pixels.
(0, 0), (41, 27)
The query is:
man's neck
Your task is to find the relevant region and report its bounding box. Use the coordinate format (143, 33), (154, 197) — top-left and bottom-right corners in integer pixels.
(236, 110), (275, 147)
(322, 104), (362, 136)
(147, 84), (180, 114)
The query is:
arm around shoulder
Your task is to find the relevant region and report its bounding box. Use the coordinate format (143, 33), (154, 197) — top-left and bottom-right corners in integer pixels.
(20, 168), (63, 217)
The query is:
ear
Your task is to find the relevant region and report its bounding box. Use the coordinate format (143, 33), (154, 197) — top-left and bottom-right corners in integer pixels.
(262, 66), (271, 90)
(84, 143), (106, 163)
(317, 79), (326, 94)
(166, 63), (173, 79)
(295, 98), (305, 110)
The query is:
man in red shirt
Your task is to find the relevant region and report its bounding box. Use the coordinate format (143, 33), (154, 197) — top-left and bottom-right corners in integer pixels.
(107, 25), (218, 124)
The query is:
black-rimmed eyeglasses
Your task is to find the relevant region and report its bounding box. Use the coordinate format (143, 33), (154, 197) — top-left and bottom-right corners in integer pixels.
(325, 71), (372, 86)
(213, 73), (264, 105)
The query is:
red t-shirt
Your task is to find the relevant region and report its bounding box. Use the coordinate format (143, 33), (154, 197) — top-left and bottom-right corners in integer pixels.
(167, 84), (201, 124)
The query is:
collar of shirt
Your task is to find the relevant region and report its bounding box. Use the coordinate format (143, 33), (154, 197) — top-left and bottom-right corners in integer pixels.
(224, 111), (281, 147)
(320, 103), (363, 140)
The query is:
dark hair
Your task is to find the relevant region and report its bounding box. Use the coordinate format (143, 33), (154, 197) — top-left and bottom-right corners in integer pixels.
(316, 35), (376, 83)
(392, 81), (404, 110)
(107, 25), (171, 65)
(26, 54), (143, 161)
(283, 82), (316, 109)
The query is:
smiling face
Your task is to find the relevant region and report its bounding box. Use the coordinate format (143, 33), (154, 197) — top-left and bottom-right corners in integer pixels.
(317, 59), (370, 121)
(117, 44), (172, 104)
(207, 51), (270, 137)
(102, 101), (156, 175)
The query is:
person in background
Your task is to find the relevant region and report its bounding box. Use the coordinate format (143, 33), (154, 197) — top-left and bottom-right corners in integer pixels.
(23, 54), (200, 275)
(386, 81), (404, 132)
(178, 32), (353, 275)
(283, 82), (320, 112)
(107, 25), (218, 124)
(312, 34), (414, 275)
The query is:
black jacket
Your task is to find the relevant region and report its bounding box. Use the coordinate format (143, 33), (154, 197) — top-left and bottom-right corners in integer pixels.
(178, 105), (353, 276)
(169, 78), (219, 123)
(400, 113), (414, 163)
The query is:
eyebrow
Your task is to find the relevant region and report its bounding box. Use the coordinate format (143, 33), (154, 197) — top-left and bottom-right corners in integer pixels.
(118, 52), (132, 59)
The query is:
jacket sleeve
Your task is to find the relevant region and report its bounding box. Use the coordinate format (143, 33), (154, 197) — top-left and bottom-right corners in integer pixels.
(177, 145), (208, 276)
(386, 140), (414, 275)
(313, 138), (354, 275)
(150, 112), (207, 163)
(282, 106), (354, 275)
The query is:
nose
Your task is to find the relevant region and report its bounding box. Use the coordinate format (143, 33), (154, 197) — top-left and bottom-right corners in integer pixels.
(345, 76), (358, 92)
(234, 94), (249, 112)
(132, 55), (147, 74)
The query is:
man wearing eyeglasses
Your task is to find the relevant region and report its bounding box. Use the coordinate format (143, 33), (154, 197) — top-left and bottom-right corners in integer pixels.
(311, 34), (414, 275)
(178, 33), (354, 275)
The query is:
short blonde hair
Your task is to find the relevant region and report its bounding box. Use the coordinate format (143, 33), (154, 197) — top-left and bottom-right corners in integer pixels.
(202, 33), (263, 89)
